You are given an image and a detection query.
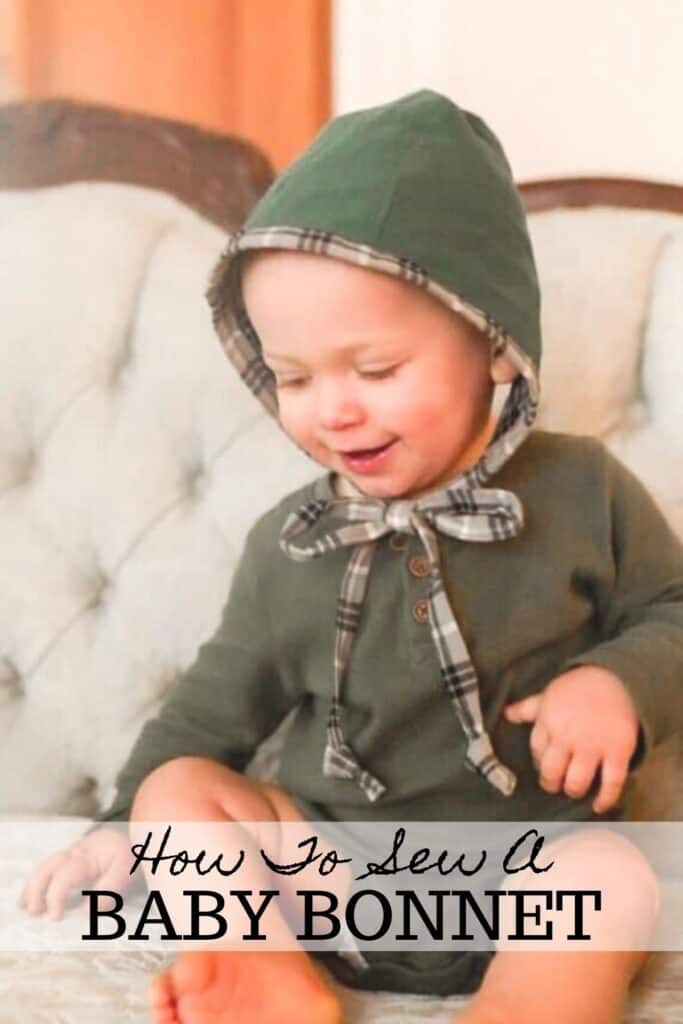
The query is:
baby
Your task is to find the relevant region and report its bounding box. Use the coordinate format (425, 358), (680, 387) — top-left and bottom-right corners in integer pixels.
(21, 90), (683, 1023)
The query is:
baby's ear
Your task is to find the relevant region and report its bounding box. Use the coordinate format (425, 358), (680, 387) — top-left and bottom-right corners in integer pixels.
(491, 352), (517, 384)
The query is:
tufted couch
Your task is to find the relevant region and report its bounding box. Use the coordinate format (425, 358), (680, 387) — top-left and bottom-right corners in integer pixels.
(0, 101), (682, 1022)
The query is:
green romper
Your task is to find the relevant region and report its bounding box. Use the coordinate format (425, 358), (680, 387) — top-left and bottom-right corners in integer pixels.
(98, 91), (683, 995)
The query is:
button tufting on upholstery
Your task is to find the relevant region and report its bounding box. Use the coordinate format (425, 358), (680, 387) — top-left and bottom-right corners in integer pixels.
(65, 775), (99, 816)
(0, 656), (24, 698)
(110, 348), (134, 389)
(12, 449), (36, 487)
(87, 569), (112, 609)
(116, 361), (133, 389)
(71, 776), (97, 801)
(186, 463), (207, 498)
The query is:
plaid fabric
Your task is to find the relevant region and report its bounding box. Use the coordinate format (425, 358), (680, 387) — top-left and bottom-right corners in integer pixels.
(207, 226), (541, 804)
(280, 477), (525, 802)
(206, 227), (540, 460)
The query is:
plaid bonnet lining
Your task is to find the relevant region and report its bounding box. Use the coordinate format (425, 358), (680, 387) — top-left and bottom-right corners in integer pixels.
(206, 226), (540, 802)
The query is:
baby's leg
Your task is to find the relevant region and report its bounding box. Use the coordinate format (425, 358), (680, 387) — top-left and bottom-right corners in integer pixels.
(129, 756), (342, 1024)
(459, 828), (659, 1024)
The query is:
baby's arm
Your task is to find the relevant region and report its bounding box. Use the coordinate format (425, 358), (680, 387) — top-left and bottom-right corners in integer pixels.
(507, 443), (683, 813)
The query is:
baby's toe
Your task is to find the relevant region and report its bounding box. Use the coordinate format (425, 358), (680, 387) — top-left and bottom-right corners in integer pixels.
(170, 950), (218, 997)
(150, 971), (179, 1024)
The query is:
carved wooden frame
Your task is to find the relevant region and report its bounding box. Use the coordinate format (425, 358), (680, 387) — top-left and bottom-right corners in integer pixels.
(520, 176), (683, 215)
(0, 97), (274, 230)
(4, 99), (682, 228)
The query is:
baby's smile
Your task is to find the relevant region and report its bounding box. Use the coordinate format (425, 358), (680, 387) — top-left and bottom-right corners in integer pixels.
(242, 250), (504, 500)
(335, 439), (397, 474)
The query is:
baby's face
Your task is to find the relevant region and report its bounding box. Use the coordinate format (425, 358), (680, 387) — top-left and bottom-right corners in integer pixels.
(242, 251), (495, 500)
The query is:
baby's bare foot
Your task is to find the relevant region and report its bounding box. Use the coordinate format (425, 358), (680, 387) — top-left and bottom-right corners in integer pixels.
(458, 998), (509, 1024)
(149, 969), (180, 1024)
(149, 948), (341, 1024)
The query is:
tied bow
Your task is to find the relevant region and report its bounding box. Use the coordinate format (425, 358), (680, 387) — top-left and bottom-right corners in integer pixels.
(279, 483), (524, 803)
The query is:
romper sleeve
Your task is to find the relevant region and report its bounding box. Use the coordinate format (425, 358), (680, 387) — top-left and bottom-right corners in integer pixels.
(95, 522), (297, 823)
(560, 442), (683, 761)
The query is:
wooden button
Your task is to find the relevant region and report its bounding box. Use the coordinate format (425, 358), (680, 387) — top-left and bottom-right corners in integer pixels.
(389, 533), (407, 551)
(412, 598), (429, 623)
(408, 555), (429, 577)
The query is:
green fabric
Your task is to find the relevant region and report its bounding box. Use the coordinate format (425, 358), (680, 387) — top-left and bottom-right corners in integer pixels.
(241, 89), (541, 369)
(314, 948), (493, 996)
(99, 432), (683, 825)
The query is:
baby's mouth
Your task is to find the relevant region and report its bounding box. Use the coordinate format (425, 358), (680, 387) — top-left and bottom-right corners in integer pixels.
(339, 440), (394, 456)
(345, 443), (391, 456)
(337, 440), (396, 471)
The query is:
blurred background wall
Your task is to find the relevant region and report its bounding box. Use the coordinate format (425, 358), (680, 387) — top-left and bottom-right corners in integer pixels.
(0, 0), (15, 101)
(333, 0), (683, 183)
(1, 0), (682, 182)
(0, 0), (330, 170)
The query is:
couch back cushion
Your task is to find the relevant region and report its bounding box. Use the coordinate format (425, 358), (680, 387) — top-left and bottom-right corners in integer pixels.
(0, 183), (317, 814)
(528, 206), (683, 538)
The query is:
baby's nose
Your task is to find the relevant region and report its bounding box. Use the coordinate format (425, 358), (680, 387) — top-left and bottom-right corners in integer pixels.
(316, 381), (364, 429)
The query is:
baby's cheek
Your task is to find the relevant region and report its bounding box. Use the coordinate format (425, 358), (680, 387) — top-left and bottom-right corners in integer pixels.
(400, 397), (440, 437)
(278, 405), (311, 446)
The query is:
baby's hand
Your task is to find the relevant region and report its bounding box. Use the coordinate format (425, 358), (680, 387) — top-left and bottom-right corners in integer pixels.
(504, 666), (640, 814)
(19, 827), (134, 921)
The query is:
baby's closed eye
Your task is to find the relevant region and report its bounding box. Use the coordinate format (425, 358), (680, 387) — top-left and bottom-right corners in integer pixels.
(356, 364), (401, 379)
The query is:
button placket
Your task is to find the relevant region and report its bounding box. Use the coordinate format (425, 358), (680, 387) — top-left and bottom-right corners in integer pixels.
(408, 555), (429, 577)
(388, 525), (431, 627)
(402, 543), (430, 625)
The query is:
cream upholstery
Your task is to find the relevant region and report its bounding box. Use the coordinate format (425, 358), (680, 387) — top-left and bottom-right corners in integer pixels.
(529, 207), (683, 539)
(1, 183), (682, 1021)
(0, 183), (318, 817)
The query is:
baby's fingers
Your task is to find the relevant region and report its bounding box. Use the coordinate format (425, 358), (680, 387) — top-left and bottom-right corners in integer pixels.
(563, 750), (601, 800)
(529, 721), (549, 770)
(593, 755), (629, 815)
(44, 854), (94, 921)
(505, 694), (542, 724)
(538, 744), (571, 794)
(77, 858), (131, 914)
(20, 851), (72, 916)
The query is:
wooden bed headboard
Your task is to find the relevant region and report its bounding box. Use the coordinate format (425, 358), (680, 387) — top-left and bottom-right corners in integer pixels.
(519, 176), (683, 214)
(3, 98), (682, 226)
(0, 97), (275, 232)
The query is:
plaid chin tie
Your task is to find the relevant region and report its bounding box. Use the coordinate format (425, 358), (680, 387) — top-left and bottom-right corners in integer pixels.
(279, 484), (524, 803)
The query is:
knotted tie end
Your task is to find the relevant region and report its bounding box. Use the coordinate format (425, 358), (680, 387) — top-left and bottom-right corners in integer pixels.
(323, 740), (387, 803)
(465, 733), (517, 797)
